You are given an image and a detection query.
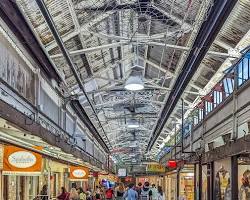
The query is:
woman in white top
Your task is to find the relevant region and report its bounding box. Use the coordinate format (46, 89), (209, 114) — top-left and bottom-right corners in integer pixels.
(157, 186), (165, 200)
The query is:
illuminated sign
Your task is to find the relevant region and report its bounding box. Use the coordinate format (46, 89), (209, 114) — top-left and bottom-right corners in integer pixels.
(118, 168), (127, 177)
(146, 164), (165, 173)
(167, 160), (177, 168)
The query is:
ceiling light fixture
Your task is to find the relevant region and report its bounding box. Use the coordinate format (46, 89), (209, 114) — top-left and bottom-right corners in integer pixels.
(125, 75), (144, 91)
(127, 119), (140, 128)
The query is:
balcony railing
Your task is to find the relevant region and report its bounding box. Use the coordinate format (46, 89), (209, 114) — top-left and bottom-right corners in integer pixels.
(158, 50), (250, 160)
(0, 79), (104, 168)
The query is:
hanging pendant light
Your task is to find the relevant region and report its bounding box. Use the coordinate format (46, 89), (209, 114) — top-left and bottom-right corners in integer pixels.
(125, 75), (144, 91)
(127, 119), (140, 128)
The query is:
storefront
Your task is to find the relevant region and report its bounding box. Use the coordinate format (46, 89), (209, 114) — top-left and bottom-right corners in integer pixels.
(48, 159), (70, 198)
(2, 145), (47, 200)
(179, 165), (195, 200)
(165, 171), (178, 200)
(69, 166), (90, 191)
(0, 144), (91, 200)
(163, 163), (195, 200)
(98, 174), (118, 188)
(199, 134), (250, 200)
(136, 175), (164, 187)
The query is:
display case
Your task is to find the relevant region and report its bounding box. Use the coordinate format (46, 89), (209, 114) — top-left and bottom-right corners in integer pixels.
(214, 158), (231, 200)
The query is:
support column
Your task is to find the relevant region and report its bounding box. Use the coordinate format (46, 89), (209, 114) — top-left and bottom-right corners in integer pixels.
(231, 155), (238, 200)
(208, 162), (214, 200)
(176, 168), (180, 200)
(199, 161), (202, 200)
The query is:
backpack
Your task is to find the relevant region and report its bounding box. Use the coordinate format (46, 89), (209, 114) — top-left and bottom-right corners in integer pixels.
(95, 193), (101, 199)
(140, 189), (150, 200)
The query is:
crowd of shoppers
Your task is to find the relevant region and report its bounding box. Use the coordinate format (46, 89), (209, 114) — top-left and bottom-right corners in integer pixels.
(34, 181), (164, 200)
(123, 182), (165, 200)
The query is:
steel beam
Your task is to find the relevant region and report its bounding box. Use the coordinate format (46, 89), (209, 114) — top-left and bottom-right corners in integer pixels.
(0, 0), (62, 83)
(45, 13), (112, 51)
(146, 0), (238, 152)
(49, 41), (239, 59)
(35, 0), (110, 152)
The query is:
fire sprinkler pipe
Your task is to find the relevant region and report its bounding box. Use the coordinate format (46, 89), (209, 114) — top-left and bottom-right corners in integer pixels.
(35, 0), (110, 152)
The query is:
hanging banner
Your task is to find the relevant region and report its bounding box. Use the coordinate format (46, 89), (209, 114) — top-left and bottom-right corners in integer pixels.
(146, 164), (165, 173)
(70, 166), (89, 180)
(3, 145), (42, 175)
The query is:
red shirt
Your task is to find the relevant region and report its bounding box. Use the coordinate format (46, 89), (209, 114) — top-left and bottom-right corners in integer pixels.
(106, 189), (113, 199)
(57, 192), (70, 200)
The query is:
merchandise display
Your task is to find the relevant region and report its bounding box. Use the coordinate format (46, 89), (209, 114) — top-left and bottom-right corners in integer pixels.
(238, 156), (250, 200)
(179, 172), (195, 200)
(214, 159), (231, 200)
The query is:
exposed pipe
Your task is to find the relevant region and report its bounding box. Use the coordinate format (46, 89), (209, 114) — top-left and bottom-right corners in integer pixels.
(35, 0), (110, 152)
(146, 0), (237, 152)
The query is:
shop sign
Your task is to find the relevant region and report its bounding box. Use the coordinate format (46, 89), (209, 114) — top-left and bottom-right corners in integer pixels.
(70, 166), (89, 180)
(167, 160), (177, 168)
(8, 151), (36, 168)
(3, 145), (42, 174)
(146, 164), (165, 173)
(72, 169), (86, 178)
(118, 168), (127, 177)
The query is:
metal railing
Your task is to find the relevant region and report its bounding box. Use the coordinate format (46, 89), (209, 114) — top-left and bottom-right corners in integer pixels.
(0, 79), (104, 168)
(159, 50), (250, 160)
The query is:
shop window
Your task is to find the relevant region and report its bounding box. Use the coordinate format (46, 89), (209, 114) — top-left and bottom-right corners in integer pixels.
(223, 78), (234, 96)
(179, 171), (195, 200)
(214, 158), (231, 200)
(238, 156), (250, 200)
(165, 173), (177, 200)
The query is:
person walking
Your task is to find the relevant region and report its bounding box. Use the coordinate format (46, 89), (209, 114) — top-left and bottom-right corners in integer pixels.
(105, 187), (114, 200)
(94, 186), (101, 200)
(69, 188), (79, 200)
(140, 182), (152, 200)
(157, 186), (165, 200)
(57, 187), (70, 200)
(123, 183), (138, 200)
(78, 187), (86, 200)
(135, 183), (142, 197)
(151, 184), (158, 200)
(115, 183), (125, 200)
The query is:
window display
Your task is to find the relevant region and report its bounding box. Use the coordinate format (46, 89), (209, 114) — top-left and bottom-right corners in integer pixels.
(202, 165), (208, 200)
(214, 158), (231, 200)
(179, 172), (195, 200)
(165, 173), (177, 200)
(238, 156), (250, 200)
